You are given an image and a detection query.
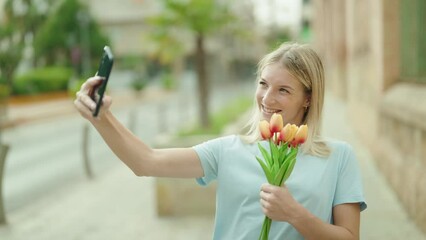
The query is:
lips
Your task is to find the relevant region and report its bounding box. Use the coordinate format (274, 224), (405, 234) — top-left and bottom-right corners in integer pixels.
(262, 105), (281, 114)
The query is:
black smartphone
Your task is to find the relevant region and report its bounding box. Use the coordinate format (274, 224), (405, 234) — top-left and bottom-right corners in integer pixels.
(91, 46), (114, 117)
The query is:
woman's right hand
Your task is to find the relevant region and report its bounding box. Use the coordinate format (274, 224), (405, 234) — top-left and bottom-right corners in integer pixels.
(74, 76), (112, 120)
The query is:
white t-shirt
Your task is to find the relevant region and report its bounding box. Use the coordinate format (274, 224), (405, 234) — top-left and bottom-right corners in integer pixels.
(193, 135), (367, 240)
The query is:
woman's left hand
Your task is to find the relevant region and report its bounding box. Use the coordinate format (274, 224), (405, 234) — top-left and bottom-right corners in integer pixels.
(259, 183), (302, 222)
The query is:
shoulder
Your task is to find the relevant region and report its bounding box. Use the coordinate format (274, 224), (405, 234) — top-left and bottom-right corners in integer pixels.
(192, 135), (250, 165)
(322, 138), (357, 164)
(324, 138), (354, 154)
(194, 134), (245, 150)
(202, 134), (241, 144)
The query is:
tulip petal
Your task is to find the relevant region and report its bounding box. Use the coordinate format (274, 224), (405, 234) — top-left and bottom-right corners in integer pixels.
(269, 113), (283, 133)
(293, 124), (308, 145)
(259, 120), (272, 139)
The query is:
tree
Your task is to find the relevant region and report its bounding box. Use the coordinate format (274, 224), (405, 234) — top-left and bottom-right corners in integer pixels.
(0, 0), (56, 125)
(0, 0), (57, 83)
(149, 0), (235, 128)
(0, 0), (55, 224)
(33, 0), (109, 78)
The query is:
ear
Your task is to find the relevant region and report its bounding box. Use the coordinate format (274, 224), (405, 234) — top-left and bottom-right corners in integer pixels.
(304, 94), (311, 107)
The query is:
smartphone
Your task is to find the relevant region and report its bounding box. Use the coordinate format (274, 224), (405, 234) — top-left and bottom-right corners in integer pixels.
(91, 46), (114, 117)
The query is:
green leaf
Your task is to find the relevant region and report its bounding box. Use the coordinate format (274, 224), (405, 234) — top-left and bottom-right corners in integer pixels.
(273, 159), (289, 186)
(270, 141), (280, 172)
(281, 157), (297, 184)
(278, 144), (288, 164)
(290, 147), (299, 158)
(282, 146), (297, 163)
(258, 142), (272, 167)
(256, 156), (273, 183)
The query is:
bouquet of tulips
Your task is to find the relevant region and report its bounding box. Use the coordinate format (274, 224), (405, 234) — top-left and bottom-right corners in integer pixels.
(256, 113), (308, 240)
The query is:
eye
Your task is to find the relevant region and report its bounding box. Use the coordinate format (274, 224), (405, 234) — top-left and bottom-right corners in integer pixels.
(279, 88), (290, 93)
(258, 80), (267, 87)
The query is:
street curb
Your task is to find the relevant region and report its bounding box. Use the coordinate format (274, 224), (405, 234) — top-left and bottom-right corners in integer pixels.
(0, 87), (173, 130)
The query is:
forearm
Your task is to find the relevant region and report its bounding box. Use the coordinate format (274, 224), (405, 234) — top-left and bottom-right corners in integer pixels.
(88, 110), (204, 178)
(90, 110), (153, 176)
(289, 205), (358, 240)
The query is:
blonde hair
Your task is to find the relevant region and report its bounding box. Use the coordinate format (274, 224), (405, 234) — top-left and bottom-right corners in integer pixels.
(242, 42), (330, 157)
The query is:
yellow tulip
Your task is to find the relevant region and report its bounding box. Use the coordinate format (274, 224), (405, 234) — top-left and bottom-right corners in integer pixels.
(279, 123), (298, 143)
(293, 124), (308, 146)
(259, 120), (272, 139)
(269, 113), (283, 133)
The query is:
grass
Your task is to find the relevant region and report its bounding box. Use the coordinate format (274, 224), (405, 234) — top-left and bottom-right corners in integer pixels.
(179, 96), (253, 136)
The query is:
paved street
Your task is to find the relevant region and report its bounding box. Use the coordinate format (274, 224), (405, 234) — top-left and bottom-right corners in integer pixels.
(0, 71), (424, 239)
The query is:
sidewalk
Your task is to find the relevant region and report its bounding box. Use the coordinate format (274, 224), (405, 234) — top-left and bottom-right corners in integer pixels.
(0, 90), (425, 239)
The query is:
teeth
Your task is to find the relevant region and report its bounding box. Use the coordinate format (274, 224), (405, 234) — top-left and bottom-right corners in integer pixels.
(263, 106), (280, 114)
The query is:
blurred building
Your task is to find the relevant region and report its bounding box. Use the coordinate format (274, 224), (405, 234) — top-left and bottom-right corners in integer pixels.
(251, 0), (304, 37)
(85, 0), (269, 83)
(311, 0), (426, 234)
(85, 0), (265, 57)
(85, 0), (161, 57)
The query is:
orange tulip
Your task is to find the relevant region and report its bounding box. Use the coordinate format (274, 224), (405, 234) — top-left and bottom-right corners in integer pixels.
(293, 124), (308, 146)
(259, 120), (272, 139)
(269, 113), (283, 133)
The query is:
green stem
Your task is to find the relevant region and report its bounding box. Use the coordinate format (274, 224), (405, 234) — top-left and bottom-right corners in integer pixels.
(268, 138), (273, 167)
(258, 216), (272, 240)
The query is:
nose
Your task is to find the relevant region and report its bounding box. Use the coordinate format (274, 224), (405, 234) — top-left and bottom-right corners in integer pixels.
(262, 89), (277, 106)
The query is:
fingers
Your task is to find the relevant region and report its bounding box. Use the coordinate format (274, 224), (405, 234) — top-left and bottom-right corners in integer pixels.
(261, 183), (277, 193)
(76, 90), (96, 112)
(260, 188), (274, 216)
(74, 76), (110, 119)
(74, 97), (94, 118)
(259, 183), (287, 206)
(84, 76), (104, 88)
(80, 76), (104, 95)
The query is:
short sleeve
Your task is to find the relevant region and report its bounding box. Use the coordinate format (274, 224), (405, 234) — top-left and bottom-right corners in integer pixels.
(333, 143), (367, 211)
(192, 137), (223, 186)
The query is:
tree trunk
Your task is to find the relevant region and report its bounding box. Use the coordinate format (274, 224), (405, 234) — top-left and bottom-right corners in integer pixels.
(82, 123), (93, 179)
(195, 33), (210, 128)
(0, 144), (10, 225)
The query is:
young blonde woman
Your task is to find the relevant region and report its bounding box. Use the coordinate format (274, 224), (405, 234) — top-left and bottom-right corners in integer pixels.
(75, 42), (367, 240)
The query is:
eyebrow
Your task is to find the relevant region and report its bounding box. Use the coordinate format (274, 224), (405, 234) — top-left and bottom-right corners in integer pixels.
(260, 78), (295, 91)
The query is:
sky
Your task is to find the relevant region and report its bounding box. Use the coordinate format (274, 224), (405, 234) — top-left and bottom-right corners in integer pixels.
(251, 0), (303, 29)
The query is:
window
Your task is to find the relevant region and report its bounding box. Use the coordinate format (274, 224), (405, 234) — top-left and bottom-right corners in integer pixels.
(400, 0), (426, 83)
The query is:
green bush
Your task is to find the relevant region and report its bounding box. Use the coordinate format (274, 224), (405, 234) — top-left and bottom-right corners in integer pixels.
(161, 72), (175, 90)
(117, 55), (145, 70)
(0, 77), (10, 100)
(13, 67), (73, 95)
(131, 76), (148, 92)
(0, 85), (10, 101)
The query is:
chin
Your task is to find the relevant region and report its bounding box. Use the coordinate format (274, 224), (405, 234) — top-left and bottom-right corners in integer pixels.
(260, 112), (276, 121)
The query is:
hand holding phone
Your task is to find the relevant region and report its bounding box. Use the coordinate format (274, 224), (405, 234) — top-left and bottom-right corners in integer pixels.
(91, 46), (114, 117)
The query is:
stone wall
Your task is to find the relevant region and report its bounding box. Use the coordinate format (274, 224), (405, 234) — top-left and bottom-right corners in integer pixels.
(376, 84), (426, 231)
(312, 0), (426, 234)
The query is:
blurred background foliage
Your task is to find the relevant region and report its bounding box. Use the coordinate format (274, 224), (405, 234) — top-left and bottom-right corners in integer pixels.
(0, 0), (305, 129)
(0, 0), (304, 100)
(146, 0), (246, 128)
(33, 0), (109, 77)
(0, 0), (109, 98)
(13, 67), (72, 95)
